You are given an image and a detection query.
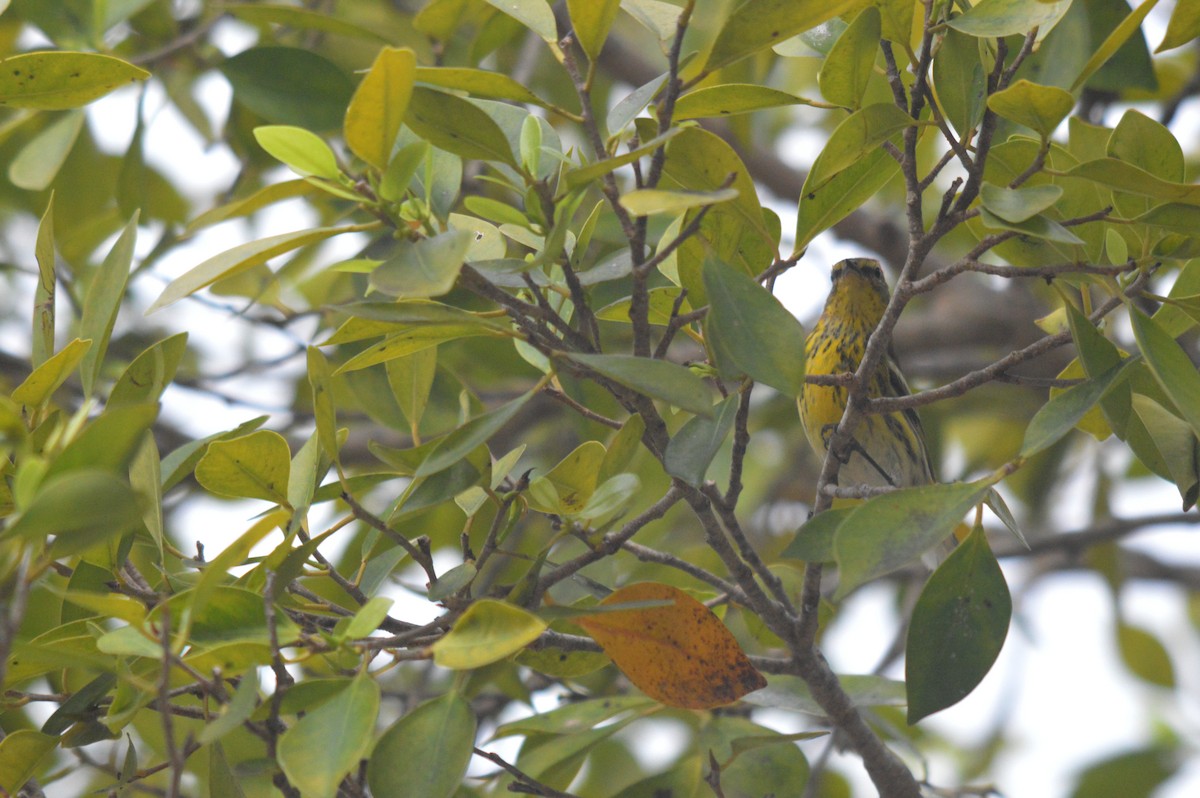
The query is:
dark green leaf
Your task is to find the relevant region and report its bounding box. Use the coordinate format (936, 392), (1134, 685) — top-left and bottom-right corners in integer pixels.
(369, 230), (473, 299)
(278, 675), (380, 797)
(1069, 746), (1179, 798)
(109, 332), (188, 407)
(703, 255), (807, 395)
(567, 353), (714, 418)
(781, 508), (852, 563)
(906, 526), (1012, 723)
(817, 6), (880, 109)
(1019, 360), (1130, 457)
(665, 394), (739, 487)
(406, 87), (517, 167)
(415, 393), (531, 477)
(80, 212), (138, 396)
(1129, 307), (1200, 441)
(705, 0), (864, 72)
(219, 46), (353, 130)
(946, 0), (1072, 39)
(367, 693), (476, 798)
(834, 480), (992, 598)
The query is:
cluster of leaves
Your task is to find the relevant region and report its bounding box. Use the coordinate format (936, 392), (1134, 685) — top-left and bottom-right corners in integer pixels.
(1, 1), (1200, 797)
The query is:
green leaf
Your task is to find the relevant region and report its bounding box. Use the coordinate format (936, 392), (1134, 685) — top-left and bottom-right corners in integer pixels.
(979, 183), (1063, 224)
(483, 0), (556, 41)
(80, 212), (138, 396)
(1068, 746), (1179, 798)
(333, 325), (492, 373)
(568, 0), (622, 61)
(405, 87), (517, 167)
(1108, 110), (1183, 183)
(1062, 158), (1200, 205)
(805, 103), (914, 192)
(494, 695), (652, 737)
(367, 693), (476, 798)
(415, 392), (531, 477)
(415, 66), (550, 109)
(198, 670), (260, 745)
(0, 51), (149, 109)
(32, 194), (55, 368)
(945, 0), (1073, 40)
(1116, 621), (1175, 687)
(1129, 307), (1200, 442)
(795, 144), (900, 253)
(1157, 1), (1200, 52)
(193, 511), (288, 614)
(386, 349), (437, 436)
(705, 0), (863, 72)
(306, 346), (341, 470)
(905, 526), (1012, 723)
(817, 6), (880, 109)
(703, 255), (807, 395)
(1130, 394), (1199, 511)
(130, 432), (164, 562)
(567, 353), (715, 418)
(742, 673), (906, 714)
(781, 508), (852, 563)
(1019, 360), (1130, 457)
(605, 72), (668, 134)
(0, 730), (58, 795)
(219, 46), (354, 131)
(978, 207), (1084, 244)
(147, 224), (363, 312)
(564, 128), (679, 189)
(344, 597), (394, 639)
(109, 332), (188, 407)
(527, 441), (607, 514)
(665, 394), (738, 487)
(3, 471), (141, 551)
(223, 3), (393, 42)
(176, 585), (299, 647)
(209, 742), (248, 798)
(432, 599), (548, 668)
(253, 125), (340, 179)
(986, 80), (1074, 138)
(194, 430), (292, 504)
(9, 109), (84, 190)
(834, 480), (992, 599)
(932, 28), (986, 139)
(1129, 203), (1200, 234)
(47, 403), (158, 479)
(369, 230), (474, 299)
(619, 187), (739, 216)
(673, 84), (818, 120)
(579, 473), (640, 521)
(278, 675), (380, 798)
(345, 47), (416, 170)
(1071, 0), (1162, 92)
(11, 337), (91, 408)
(160, 416), (269, 493)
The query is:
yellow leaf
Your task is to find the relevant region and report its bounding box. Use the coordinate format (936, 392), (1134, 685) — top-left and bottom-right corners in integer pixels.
(344, 47), (416, 171)
(577, 583), (766, 709)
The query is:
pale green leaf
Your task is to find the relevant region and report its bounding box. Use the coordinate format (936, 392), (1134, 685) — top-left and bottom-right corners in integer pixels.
(0, 51), (149, 109)
(433, 599), (548, 668)
(278, 676), (380, 798)
(253, 125), (341, 179)
(194, 431), (292, 504)
(367, 693), (476, 798)
(345, 47), (416, 170)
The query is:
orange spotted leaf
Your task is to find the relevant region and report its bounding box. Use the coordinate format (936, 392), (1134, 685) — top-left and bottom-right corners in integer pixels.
(576, 583), (766, 709)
